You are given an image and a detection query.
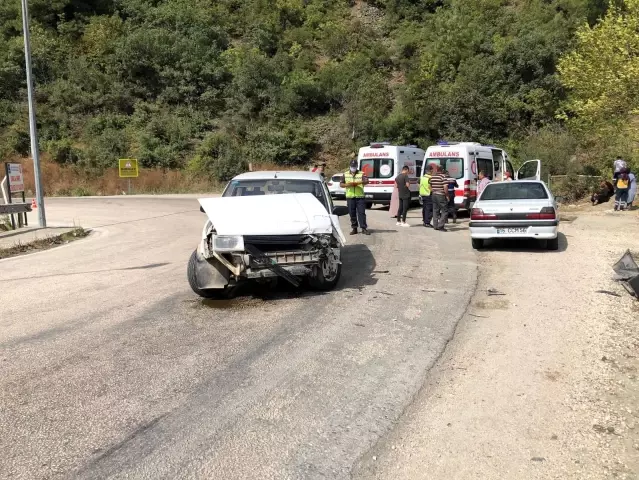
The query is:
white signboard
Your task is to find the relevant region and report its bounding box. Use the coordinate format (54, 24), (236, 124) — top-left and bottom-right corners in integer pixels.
(6, 163), (24, 193)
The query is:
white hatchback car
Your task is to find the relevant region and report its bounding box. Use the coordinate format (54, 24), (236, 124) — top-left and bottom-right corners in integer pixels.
(327, 173), (345, 200)
(469, 180), (559, 250)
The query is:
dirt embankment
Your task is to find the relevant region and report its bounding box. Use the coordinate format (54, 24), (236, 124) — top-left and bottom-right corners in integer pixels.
(354, 205), (639, 479)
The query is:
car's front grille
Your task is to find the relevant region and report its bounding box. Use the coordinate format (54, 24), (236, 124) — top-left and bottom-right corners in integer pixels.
(244, 235), (309, 252)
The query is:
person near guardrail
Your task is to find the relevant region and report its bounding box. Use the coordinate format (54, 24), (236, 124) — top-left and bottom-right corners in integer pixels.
(614, 169), (631, 211)
(341, 159), (370, 235)
(626, 168), (636, 208)
(613, 156), (627, 181)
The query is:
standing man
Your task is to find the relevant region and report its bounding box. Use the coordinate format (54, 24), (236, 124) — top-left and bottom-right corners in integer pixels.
(395, 165), (411, 227)
(429, 165), (449, 232)
(420, 164), (433, 228)
(444, 170), (459, 224)
(477, 170), (491, 197)
(340, 159), (370, 235)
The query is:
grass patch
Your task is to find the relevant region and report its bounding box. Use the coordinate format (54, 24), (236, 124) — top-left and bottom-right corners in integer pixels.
(0, 227), (90, 260)
(0, 215), (13, 232)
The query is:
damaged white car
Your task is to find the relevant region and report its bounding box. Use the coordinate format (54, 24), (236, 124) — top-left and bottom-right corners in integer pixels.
(188, 171), (349, 298)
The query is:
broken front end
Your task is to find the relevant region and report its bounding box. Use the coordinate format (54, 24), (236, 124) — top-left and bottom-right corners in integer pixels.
(193, 221), (343, 290)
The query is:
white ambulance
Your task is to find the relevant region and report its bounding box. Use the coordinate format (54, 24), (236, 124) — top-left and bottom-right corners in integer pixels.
(357, 143), (426, 206)
(422, 141), (539, 210)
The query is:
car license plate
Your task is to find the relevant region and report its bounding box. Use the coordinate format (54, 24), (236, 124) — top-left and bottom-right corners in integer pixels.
(496, 227), (528, 234)
(365, 194), (374, 199)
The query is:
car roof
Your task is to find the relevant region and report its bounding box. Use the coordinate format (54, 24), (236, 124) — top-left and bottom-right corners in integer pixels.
(232, 171), (323, 181)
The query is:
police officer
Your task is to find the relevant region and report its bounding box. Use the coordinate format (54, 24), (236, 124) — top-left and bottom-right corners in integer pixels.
(340, 159), (370, 235)
(420, 164), (433, 227)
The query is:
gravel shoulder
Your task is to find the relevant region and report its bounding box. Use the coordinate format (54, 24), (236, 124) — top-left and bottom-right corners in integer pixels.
(354, 206), (639, 479)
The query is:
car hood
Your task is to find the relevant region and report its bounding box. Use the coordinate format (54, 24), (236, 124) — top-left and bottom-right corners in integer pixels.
(198, 193), (346, 244)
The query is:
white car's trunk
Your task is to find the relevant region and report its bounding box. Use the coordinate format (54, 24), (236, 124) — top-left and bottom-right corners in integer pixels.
(477, 199), (549, 214)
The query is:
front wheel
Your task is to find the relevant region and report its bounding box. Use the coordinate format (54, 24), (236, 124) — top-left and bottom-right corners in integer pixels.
(187, 250), (236, 299)
(309, 254), (342, 291)
(471, 238), (484, 250)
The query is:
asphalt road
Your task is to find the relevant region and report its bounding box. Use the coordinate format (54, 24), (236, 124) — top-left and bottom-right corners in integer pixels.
(0, 196), (477, 479)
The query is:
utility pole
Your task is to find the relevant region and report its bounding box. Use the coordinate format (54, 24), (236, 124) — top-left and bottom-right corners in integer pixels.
(20, 0), (46, 227)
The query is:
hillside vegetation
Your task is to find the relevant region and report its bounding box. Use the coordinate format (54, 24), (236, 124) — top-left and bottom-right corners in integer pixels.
(1, 0), (636, 188)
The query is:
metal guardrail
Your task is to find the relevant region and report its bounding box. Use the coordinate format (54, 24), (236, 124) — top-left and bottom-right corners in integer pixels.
(0, 203), (31, 228)
(0, 203), (32, 215)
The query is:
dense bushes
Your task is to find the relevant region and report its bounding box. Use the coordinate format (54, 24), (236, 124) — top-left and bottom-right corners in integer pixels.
(0, 0), (625, 185)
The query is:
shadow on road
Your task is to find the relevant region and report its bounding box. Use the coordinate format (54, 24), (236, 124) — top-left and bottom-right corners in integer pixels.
(202, 244), (378, 304)
(479, 232), (569, 253)
(336, 243), (377, 291)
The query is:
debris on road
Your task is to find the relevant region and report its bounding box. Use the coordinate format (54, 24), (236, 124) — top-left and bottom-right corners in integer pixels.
(487, 288), (506, 296)
(611, 250), (639, 299)
(595, 290), (622, 297)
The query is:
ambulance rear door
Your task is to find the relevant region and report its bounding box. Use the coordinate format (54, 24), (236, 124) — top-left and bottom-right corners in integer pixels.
(423, 144), (470, 208)
(358, 144), (397, 205)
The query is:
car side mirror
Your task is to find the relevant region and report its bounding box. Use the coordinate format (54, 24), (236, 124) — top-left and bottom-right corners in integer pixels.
(332, 205), (349, 216)
(200, 206), (205, 213)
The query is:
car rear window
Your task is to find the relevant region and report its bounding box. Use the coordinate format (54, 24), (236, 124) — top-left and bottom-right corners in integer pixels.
(481, 182), (548, 200)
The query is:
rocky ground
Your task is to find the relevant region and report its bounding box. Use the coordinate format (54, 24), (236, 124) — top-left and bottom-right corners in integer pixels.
(354, 202), (639, 479)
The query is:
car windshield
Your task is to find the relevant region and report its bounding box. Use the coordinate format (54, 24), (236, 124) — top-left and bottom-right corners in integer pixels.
(425, 158), (463, 179)
(223, 179), (329, 210)
(481, 182), (548, 200)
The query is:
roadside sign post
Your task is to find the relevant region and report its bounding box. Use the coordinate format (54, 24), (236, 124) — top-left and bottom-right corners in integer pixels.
(118, 159), (139, 194)
(4, 163), (27, 229)
(20, 0), (46, 227)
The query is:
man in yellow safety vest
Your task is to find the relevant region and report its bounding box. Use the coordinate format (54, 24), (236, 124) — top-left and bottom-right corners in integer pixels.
(340, 159), (370, 235)
(420, 164), (434, 228)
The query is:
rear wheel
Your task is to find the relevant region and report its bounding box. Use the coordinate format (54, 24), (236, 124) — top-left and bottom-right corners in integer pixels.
(187, 250), (236, 299)
(546, 237), (559, 251)
(471, 238), (484, 250)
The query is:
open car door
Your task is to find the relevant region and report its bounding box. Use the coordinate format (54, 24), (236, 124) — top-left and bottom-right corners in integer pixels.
(516, 159), (541, 181)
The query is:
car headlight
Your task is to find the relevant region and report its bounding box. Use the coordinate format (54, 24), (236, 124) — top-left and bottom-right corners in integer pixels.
(212, 235), (244, 252)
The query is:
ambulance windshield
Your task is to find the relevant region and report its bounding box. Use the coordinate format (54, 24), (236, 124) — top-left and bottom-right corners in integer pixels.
(425, 158), (463, 179)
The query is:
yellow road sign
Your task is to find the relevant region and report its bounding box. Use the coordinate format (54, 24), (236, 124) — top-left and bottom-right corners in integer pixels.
(119, 158), (139, 178)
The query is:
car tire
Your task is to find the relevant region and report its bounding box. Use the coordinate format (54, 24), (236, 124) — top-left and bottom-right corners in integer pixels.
(471, 238), (484, 250)
(187, 250), (236, 299)
(309, 256), (342, 291)
(546, 237), (559, 251)
(366, 202), (373, 209)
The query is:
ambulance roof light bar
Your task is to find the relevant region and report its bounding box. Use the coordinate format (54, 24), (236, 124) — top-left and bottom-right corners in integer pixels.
(370, 141), (391, 148)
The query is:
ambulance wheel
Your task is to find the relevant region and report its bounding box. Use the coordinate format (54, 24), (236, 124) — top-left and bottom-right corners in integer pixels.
(471, 238), (484, 250)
